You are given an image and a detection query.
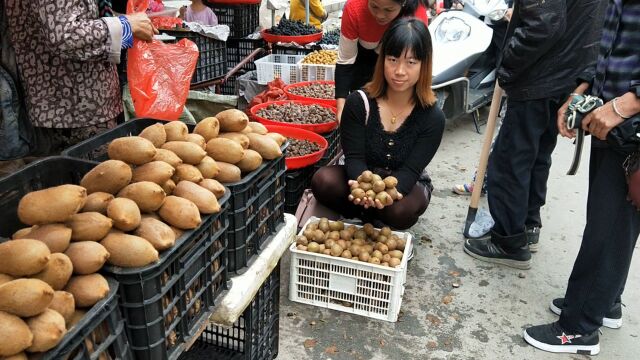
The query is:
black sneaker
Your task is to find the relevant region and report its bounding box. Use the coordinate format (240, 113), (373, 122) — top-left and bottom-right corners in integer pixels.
(523, 322), (599, 355)
(463, 238), (531, 269)
(526, 226), (540, 252)
(549, 298), (623, 329)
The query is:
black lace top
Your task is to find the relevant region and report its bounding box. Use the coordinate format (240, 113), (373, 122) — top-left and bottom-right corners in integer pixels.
(340, 91), (445, 195)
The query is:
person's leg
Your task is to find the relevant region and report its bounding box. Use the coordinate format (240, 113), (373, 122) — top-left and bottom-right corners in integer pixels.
(311, 165), (362, 219)
(525, 95), (563, 250)
(559, 146), (640, 334)
(374, 183), (430, 230)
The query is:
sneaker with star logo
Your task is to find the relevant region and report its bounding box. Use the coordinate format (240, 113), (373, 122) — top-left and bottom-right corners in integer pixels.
(523, 322), (599, 355)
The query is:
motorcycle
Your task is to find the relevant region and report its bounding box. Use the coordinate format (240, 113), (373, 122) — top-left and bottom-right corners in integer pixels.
(430, 0), (509, 132)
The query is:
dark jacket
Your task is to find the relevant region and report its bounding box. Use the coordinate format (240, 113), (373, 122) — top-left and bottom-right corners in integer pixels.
(497, 0), (606, 101)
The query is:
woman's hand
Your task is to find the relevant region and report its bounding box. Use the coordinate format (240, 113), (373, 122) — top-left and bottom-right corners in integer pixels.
(581, 102), (626, 141)
(347, 180), (400, 209)
(127, 12), (158, 42)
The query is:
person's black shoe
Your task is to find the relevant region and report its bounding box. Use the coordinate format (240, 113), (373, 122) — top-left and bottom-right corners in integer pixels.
(523, 322), (599, 355)
(526, 226), (540, 252)
(549, 298), (623, 329)
(463, 238), (531, 269)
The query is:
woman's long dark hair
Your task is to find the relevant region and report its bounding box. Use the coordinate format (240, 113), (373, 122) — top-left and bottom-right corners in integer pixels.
(364, 17), (436, 107)
(397, 0), (427, 18)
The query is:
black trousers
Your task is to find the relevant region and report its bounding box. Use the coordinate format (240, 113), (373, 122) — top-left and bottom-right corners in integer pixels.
(560, 145), (640, 334)
(487, 95), (563, 241)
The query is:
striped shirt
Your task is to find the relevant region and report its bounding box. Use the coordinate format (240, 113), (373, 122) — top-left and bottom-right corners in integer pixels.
(591, 0), (640, 101)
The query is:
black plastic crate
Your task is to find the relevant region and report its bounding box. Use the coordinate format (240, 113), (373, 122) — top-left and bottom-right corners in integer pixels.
(219, 69), (242, 96)
(226, 38), (267, 71)
(284, 165), (315, 214)
(226, 159), (286, 273)
(163, 29), (227, 85)
(271, 44), (319, 56)
(314, 128), (341, 170)
(103, 191), (229, 360)
(42, 277), (133, 360)
(180, 263), (280, 360)
(208, 3), (260, 38)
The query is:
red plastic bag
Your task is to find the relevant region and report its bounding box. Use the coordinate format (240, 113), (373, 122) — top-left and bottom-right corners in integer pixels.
(127, 0), (199, 120)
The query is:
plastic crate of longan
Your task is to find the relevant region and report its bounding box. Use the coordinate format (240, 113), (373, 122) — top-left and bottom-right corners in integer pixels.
(179, 262), (281, 360)
(289, 217), (413, 322)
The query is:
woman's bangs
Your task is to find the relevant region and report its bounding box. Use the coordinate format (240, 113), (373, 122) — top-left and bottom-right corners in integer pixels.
(382, 26), (428, 61)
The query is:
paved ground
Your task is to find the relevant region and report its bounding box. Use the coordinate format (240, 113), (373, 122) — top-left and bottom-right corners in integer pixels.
(276, 112), (640, 359)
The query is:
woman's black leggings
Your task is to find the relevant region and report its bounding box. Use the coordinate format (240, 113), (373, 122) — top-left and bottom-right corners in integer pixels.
(311, 165), (431, 230)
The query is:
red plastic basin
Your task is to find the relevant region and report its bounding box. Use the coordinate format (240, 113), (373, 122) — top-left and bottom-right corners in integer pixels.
(264, 125), (328, 170)
(260, 29), (322, 45)
(250, 100), (338, 134)
(284, 81), (337, 107)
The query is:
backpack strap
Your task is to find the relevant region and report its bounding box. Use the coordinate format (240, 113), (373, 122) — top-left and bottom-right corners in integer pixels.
(357, 89), (369, 126)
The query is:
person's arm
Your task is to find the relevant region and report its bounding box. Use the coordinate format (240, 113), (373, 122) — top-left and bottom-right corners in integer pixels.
(498, 0), (567, 86)
(335, 2), (359, 120)
(392, 108), (445, 195)
(309, 0), (327, 20)
(208, 8), (219, 26)
(340, 93), (369, 181)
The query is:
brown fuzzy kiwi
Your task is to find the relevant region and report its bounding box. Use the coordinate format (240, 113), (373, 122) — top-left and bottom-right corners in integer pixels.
(158, 196), (202, 230)
(18, 185), (87, 225)
(0, 279), (54, 317)
(81, 160), (132, 195)
(216, 109), (249, 132)
(172, 164), (204, 183)
(48, 291), (75, 324)
(81, 192), (114, 214)
(173, 181), (221, 214)
(100, 234), (159, 268)
(67, 212), (113, 242)
(0, 239), (50, 277)
(64, 274), (110, 308)
(139, 123), (167, 147)
(163, 121), (188, 142)
(64, 242), (110, 275)
(117, 182), (167, 213)
(246, 133), (282, 160)
(198, 179), (226, 199)
(107, 198), (141, 232)
(196, 156), (220, 179)
(0, 311), (33, 357)
(134, 218), (176, 251)
(214, 162), (242, 183)
(107, 136), (157, 165)
(193, 117), (220, 141)
(161, 141), (207, 165)
(13, 224), (71, 253)
(30, 253), (73, 291)
(132, 161), (176, 185)
(235, 149), (263, 173)
(205, 138), (245, 164)
(154, 148), (184, 168)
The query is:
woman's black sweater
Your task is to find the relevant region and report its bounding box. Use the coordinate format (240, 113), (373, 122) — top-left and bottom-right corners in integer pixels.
(340, 91), (445, 195)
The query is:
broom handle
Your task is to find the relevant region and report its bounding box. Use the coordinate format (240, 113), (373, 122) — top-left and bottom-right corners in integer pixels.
(470, 83), (503, 209)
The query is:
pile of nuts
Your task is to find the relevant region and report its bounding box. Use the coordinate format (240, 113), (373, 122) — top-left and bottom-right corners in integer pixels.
(287, 83), (335, 99)
(302, 50), (338, 65)
(287, 139), (322, 157)
(256, 102), (334, 125)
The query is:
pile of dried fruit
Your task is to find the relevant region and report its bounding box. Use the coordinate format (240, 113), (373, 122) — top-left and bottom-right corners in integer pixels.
(287, 139), (321, 157)
(287, 82), (334, 100)
(256, 102), (334, 125)
(295, 218), (406, 267)
(302, 50), (338, 65)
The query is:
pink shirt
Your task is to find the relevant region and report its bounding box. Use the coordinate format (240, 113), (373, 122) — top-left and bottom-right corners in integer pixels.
(185, 6), (218, 26)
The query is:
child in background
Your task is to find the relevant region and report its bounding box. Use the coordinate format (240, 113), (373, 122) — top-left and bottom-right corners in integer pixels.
(179, 0), (218, 26)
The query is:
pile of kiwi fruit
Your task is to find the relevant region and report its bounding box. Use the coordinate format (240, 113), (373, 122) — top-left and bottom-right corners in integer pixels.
(350, 170), (400, 206)
(295, 218), (407, 268)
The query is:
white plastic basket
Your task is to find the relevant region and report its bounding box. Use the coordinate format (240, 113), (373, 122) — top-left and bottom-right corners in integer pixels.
(254, 54), (305, 85)
(298, 61), (336, 82)
(288, 217), (413, 322)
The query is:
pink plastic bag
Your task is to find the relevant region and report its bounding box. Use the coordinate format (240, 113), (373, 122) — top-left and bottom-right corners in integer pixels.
(127, 0), (199, 120)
